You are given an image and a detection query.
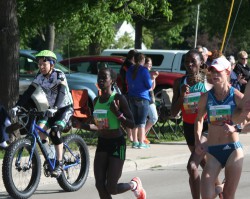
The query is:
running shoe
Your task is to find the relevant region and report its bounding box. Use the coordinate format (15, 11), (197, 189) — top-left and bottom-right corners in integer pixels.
(144, 138), (150, 144)
(139, 142), (150, 149)
(131, 177), (146, 199)
(132, 142), (139, 149)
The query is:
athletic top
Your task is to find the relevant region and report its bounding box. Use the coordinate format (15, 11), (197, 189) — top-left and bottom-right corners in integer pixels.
(206, 87), (236, 125)
(180, 77), (207, 124)
(93, 92), (120, 129)
(126, 65), (152, 101)
(33, 69), (72, 108)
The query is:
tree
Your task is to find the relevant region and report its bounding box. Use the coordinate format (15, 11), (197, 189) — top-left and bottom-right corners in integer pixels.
(182, 0), (250, 55)
(17, 0), (92, 51)
(0, 0), (19, 109)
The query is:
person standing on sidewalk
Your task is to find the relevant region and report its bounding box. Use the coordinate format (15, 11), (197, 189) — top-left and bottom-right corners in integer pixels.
(171, 49), (209, 199)
(143, 57), (159, 144)
(195, 56), (244, 198)
(119, 49), (138, 142)
(77, 67), (146, 199)
(126, 52), (152, 149)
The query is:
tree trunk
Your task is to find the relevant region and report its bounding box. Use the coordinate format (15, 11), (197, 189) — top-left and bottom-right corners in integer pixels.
(0, 0), (19, 109)
(0, 0), (20, 141)
(89, 40), (101, 55)
(44, 24), (55, 51)
(135, 21), (143, 49)
(31, 24), (55, 51)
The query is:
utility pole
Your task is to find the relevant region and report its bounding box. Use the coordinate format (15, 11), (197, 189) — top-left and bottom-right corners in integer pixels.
(194, 4), (200, 48)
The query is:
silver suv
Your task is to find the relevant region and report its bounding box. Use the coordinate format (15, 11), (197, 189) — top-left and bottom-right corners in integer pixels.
(19, 50), (98, 111)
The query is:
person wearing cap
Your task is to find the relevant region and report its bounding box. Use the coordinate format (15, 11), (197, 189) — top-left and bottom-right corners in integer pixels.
(11, 50), (73, 178)
(234, 50), (249, 93)
(195, 55), (244, 198)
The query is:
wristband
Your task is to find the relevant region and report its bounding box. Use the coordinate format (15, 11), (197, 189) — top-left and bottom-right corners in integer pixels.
(117, 113), (123, 119)
(234, 124), (242, 133)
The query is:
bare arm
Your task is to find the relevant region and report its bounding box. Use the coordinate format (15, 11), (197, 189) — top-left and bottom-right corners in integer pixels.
(232, 85), (250, 133)
(111, 94), (135, 129)
(232, 86), (250, 124)
(171, 78), (189, 117)
(194, 93), (208, 146)
(80, 97), (98, 131)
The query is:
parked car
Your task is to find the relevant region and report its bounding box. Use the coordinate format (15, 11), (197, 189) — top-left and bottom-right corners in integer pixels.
(60, 55), (125, 87)
(60, 55), (185, 100)
(101, 49), (188, 73)
(19, 50), (98, 111)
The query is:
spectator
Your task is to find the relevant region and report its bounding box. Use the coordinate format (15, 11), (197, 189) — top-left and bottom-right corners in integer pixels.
(119, 49), (138, 142)
(195, 45), (212, 66)
(120, 49), (138, 94)
(126, 52), (152, 149)
(227, 55), (241, 91)
(196, 45), (213, 89)
(234, 50), (249, 92)
(143, 57), (159, 143)
(195, 56), (244, 198)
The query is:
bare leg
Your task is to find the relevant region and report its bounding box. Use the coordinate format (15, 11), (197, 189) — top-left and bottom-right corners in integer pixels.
(187, 149), (206, 199)
(38, 123), (48, 141)
(138, 127), (145, 143)
(55, 143), (63, 161)
(94, 152), (111, 199)
(106, 156), (133, 195)
(201, 154), (222, 199)
(126, 128), (133, 142)
(132, 128), (138, 142)
(222, 148), (244, 199)
(145, 121), (154, 133)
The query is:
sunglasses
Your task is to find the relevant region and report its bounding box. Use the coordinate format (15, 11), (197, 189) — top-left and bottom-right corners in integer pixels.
(241, 57), (248, 60)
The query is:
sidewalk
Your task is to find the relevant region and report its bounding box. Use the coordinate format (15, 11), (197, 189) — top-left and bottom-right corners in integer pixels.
(1, 134), (250, 192)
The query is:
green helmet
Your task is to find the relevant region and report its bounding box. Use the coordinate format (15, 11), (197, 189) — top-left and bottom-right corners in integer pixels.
(35, 50), (57, 61)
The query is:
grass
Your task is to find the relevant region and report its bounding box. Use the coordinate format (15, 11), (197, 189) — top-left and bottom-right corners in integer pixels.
(0, 121), (184, 159)
(74, 120), (185, 145)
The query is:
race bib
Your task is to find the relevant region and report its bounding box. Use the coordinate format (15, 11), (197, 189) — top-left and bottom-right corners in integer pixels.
(183, 92), (201, 114)
(93, 109), (109, 129)
(209, 105), (231, 125)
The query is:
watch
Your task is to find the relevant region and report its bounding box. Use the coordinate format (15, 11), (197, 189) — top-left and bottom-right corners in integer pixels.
(234, 124), (242, 133)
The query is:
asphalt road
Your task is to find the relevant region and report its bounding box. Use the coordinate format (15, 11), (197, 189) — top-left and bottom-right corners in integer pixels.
(1, 154), (249, 199)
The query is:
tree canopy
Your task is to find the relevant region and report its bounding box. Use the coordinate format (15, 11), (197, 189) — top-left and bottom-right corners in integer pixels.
(17, 0), (250, 56)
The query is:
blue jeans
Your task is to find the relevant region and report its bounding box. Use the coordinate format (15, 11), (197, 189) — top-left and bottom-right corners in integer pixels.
(129, 97), (149, 127)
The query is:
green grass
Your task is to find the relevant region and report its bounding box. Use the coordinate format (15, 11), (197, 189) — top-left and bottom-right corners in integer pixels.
(73, 120), (185, 145)
(0, 121), (184, 159)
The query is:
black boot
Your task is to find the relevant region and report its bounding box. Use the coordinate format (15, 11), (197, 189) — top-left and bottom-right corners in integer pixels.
(51, 160), (63, 178)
